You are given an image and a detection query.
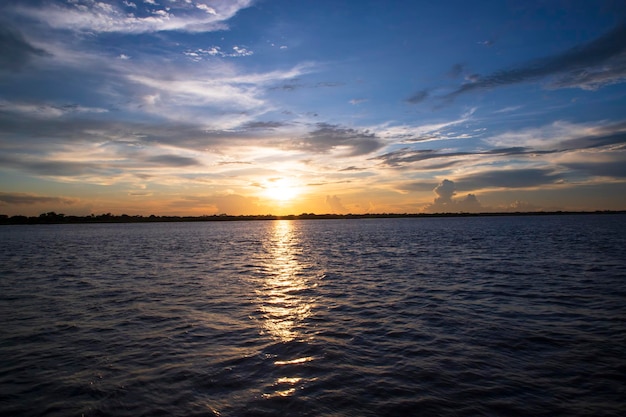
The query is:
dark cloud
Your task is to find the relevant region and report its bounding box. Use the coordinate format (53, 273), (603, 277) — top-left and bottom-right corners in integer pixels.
(290, 123), (383, 156)
(447, 63), (465, 78)
(561, 122), (626, 149)
(406, 90), (429, 104)
(424, 179), (483, 213)
(0, 24), (49, 72)
(270, 83), (303, 91)
(315, 82), (345, 88)
(373, 147), (543, 168)
(0, 153), (97, 177)
(240, 121), (287, 130)
(146, 155), (201, 167)
(434, 179), (456, 200)
(457, 168), (562, 190)
(447, 23), (626, 99)
(0, 192), (76, 205)
(562, 161), (626, 178)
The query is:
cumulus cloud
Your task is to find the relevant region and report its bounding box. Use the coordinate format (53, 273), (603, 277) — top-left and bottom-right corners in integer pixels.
(423, 179), (483, 213)
(0, 24), (49, 72)
(445, 23), (626, 99)
(326, 195), (347, 213)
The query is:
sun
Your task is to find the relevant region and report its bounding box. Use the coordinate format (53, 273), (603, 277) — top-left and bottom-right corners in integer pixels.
(262, 177), (302, 202)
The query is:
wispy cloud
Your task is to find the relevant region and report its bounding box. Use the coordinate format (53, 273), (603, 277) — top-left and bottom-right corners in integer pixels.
(11, 0), (254, 34)
(288, 123), (383, 157)
(0, 192), (78, 206)
(0, 100), (108, 118)
(0, 24), (49, 72)
(184, 45), (253, 60)
(405, 89), (429, 104)
(444, 23), (626, 99)
(457, 168), (563, 190)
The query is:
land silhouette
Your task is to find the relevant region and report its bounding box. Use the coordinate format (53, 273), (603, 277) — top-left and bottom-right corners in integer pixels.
(1, 210), (623, 225)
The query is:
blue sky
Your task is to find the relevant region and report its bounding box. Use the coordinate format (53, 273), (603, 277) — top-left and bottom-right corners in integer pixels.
(1, 0), (625, 215)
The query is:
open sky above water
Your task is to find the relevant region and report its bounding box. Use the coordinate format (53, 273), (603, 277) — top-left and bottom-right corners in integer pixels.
(1, 0), (626, 215)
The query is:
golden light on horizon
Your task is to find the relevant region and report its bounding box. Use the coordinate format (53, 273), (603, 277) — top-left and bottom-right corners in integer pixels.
(262, 177), (303, 203)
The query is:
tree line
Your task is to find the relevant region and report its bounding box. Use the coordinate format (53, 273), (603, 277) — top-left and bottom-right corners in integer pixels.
(1, 210), (623, 225)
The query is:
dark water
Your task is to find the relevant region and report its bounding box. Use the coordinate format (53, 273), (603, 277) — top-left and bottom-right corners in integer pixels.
(1, 214), (625, 417)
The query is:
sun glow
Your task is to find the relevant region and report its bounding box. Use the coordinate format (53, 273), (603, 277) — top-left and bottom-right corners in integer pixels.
(262, 177), (302, 202)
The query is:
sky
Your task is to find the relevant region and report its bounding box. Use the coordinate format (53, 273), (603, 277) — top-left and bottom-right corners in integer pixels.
(1, 0), (626, 216)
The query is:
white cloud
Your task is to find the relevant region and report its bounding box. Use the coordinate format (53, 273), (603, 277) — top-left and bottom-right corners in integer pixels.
(372, 110), (475, 142)
(494, 105), (522, 114)
(196, 4), (217, 15)
(12, 0), (254, 33)
(185, 45), (254, 59)
(484, 120), (611, 149)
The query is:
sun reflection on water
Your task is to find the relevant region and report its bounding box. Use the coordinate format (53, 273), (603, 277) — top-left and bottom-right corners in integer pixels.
(255, 220), (320, 400)
(257, 220), (314, 342)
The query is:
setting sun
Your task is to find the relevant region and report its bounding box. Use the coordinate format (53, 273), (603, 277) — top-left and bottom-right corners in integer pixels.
(262, 178), (302, 203)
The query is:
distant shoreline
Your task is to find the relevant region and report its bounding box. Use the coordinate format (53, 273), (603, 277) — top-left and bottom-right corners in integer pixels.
(1, 210), (624, 225)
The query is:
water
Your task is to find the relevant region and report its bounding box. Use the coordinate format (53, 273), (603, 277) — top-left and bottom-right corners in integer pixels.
(1, 214), (625, 417)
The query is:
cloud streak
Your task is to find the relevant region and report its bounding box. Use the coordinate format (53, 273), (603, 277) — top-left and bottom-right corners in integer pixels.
(445, 23), (626, 99)
(0, 24), (49, 72)
(11, 0), (255, 34)
(0, 192), (77, 206)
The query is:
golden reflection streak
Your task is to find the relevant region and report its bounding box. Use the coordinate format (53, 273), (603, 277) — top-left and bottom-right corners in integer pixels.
(256, 220), (318, 399)
(257, 220), (314, 342)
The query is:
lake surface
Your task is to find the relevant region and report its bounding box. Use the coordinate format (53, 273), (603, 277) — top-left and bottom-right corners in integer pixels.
(1, 214), (625, 417)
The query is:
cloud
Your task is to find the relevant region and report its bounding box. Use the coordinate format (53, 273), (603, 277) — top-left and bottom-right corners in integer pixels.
(185, 45), (253, 59)
(373, 111), (476, 143)
(349, 98), (367, 105)
(456, 168), (563, 190)
(11, 0), (255, 34)
(146, 155), (201, 167)
(0, 154), (102, 178)
(446, 23), (626, 99)
(561, 161), (626, 178)
(373, 146), (538, 168)
(326, 195), (347, 213)
(448, 63), (465, 78)
(0, 24), (49, 72)
(241, 121), (287, 130)
(406, 89), (429, 104)
(0, 100), (108, 118)
(486, 120), (626, 150)
(423, 179), (483, 213)
(120, 62), (311, 122)
(289, 123), (384, 156)
(0, 192), (77, 205)
(433, 179), (455, 200)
